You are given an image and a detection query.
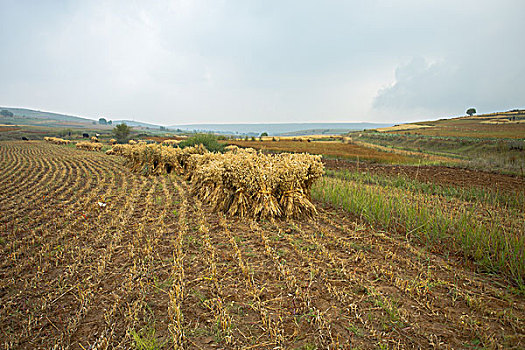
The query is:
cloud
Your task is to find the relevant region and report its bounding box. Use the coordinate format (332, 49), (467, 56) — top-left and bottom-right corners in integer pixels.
(373, 57), (459, 114)
(372, 0), (525, 121)
(373, 51), (525, 121)
(1, 1), (524, 124)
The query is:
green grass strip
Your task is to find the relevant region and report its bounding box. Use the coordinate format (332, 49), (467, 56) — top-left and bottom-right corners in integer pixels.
(312, 176), (525, 291)
(325, 169), (525, 212)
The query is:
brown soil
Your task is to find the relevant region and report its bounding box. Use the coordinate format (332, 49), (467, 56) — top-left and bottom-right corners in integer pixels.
(324, 158), (525, 195)
(0, 127), (19, 132)
(1, 141), (523, 349)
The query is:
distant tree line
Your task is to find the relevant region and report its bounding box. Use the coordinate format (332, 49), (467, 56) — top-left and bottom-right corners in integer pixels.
(1, 110), (14, 117)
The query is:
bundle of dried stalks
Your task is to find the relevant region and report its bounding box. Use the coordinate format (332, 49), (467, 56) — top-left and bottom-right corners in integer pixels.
(187, 147), (323, 219)
(273, 153), (324, 218)
(162, 139), (181, 146)
(160, 146), (184, 175)
(109, 143), (324, 219)
(76, 142), (103, 151)
(44, 137), (71, 145)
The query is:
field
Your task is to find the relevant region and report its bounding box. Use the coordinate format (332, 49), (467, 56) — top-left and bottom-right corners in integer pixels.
(376, 112), (525, 139)
(354, 134), (525, 176)
(390, 119), (525, 139)
(323, 159), (525, 194)
(225, 140), (419, 164)
(1, 141), (524, 349)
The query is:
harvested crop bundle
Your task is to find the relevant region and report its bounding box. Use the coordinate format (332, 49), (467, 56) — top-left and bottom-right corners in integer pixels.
(109, 142), (324, 219)
(251, 154), (282, 218)
(76, 142), (102, 151)
(162, 139), (181, 146)
(160, 146), (184, 174)
(274, 153), (323, 218)
(44, 137), (71, 145)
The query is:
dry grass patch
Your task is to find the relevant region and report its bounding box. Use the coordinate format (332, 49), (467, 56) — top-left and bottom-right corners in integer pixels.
(226, 139), (417, 164)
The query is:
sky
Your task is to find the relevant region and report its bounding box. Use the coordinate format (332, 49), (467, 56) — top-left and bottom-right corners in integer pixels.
(1, 0), (524, 125)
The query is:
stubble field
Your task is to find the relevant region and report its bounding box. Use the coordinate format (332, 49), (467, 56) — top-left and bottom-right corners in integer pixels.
(1, 141), (524, 349)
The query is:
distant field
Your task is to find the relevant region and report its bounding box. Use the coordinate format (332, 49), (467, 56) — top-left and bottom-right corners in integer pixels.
(1, 141), (524, 349)
(0, 126), (20, 132)
(356, 132), (525, 175)
(382, 115), (525, 139)
(225, 139), (420, 164)
(375, 124), (433, 132)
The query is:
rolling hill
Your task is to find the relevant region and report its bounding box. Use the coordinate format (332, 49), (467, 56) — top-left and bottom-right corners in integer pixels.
(374, 109), (525, 139)
(169, 122), (393, 136)
(0, 107), (163, 130)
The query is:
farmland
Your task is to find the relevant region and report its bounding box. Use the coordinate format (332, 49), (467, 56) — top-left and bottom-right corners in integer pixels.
(375, 111), (525, 139)
(1, 140), (524, 349)
(225, 139), (420, 164)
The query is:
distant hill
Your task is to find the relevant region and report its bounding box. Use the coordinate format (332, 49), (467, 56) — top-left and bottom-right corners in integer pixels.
(113, 120), (163, 129)
(1, 107), (393, 134)
(169, 123), (394, 136)
(0, 107), (163, 130)
(373, 109), (525, 139)
(0, 107), (95, 125)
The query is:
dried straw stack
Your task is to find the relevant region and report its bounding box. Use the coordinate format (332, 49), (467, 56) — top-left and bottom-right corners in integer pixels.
(109, 143), (203, 176)
(190, 148), (324, 219)
(162, 139), (181, 146)
(76, 141), (103, 151)
(44, 137), (71, 145)
(109, 143), (324, 219)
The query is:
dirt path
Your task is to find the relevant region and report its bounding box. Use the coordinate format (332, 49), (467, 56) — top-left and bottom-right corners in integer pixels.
(1, 141), (523, 349)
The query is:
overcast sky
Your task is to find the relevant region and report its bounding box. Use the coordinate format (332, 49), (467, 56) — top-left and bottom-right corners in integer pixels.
(1, 1), (524, 125)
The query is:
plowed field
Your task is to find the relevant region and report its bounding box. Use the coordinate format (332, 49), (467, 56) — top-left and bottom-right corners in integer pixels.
(1, 141), (524, 349)
(324, 159), (525, 195)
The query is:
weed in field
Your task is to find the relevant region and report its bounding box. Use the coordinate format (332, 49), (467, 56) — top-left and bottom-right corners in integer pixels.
(130, 326), (166, 350)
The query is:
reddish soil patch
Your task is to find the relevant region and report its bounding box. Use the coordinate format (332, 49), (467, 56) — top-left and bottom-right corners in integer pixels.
(324, 158), (525, 194)
(0, 126), (19, 132)
(226, 140), (414, 163)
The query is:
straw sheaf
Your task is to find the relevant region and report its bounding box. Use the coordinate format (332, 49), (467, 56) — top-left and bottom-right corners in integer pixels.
(109, 143), (324, 219)
(76, 141), (102, 151)
(44, 137), (72, 145)
(162, 139), (181, 146)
